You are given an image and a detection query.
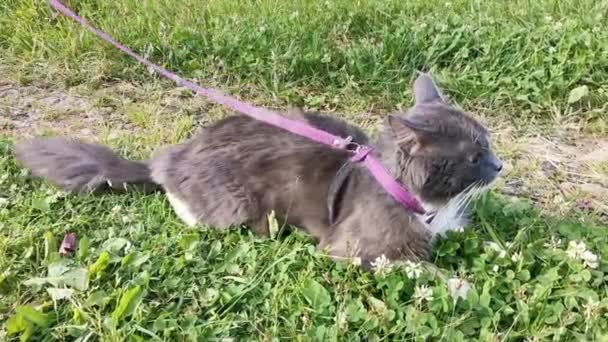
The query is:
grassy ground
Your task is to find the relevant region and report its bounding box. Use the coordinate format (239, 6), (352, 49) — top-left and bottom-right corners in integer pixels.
(1, 0), (608, 341)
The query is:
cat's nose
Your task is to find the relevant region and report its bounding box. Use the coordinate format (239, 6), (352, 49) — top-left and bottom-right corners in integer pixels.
(492, 156), (503, 172)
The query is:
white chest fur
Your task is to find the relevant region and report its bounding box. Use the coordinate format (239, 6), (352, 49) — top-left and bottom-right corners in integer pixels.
(421, 184), (488, 237)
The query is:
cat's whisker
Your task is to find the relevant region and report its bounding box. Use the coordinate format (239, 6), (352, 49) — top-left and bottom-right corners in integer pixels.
(460, 182), (483, 209)
(426, 180), (489, 237)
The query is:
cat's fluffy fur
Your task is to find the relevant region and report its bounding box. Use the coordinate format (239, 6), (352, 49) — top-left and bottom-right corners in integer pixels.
(14, 74), (502, 268)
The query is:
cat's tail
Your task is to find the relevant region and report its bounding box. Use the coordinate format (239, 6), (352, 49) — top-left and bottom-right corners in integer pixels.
(13, 137), (160, 193)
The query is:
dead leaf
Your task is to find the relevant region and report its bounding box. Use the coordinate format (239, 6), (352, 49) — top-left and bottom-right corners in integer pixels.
(575, 199), (594, 212)
(59, 233), (77, 256)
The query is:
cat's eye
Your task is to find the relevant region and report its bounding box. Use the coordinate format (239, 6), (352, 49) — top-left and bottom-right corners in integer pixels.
(469, 153), (481, 164)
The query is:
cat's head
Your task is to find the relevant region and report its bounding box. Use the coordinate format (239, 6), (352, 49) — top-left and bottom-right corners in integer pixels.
(382, 73), (502, 207)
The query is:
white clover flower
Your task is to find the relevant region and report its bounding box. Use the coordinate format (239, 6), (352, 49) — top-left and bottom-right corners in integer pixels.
(447, 278), (471, 301)
(370, 254), (393, 274)
(566, 247), (577, 259)
(566, 241), (586, 259)
(566, 240), (600, 269)
(581, 250), (599, 269)
(404, 260), (422, 279)
(511, 252), (522, 263)
(413, 285), (433, 303)
(583, 299), (601, 319)
(492, 265), (500, 273)
(351, 256), (362, 267)
(567, 241), (587, 257)
(544, 236), (562, 250)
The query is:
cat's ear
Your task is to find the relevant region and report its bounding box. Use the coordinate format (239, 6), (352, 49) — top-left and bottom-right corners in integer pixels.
(388, 115), (434, 155)
(413, 73), (445, 105)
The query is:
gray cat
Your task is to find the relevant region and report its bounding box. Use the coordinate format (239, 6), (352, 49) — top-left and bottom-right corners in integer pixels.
(14, 74), (502, 269)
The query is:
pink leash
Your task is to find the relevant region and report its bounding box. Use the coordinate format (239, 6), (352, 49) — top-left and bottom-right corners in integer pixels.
(48, 0), (426, 215)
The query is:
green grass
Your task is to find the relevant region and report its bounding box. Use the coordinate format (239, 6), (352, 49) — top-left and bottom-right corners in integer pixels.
(1, 0), (608, 340)
(1, 0), (608, 127)
(1, 139), (607, 341)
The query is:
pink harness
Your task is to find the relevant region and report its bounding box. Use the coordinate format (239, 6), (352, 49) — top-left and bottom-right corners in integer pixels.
(48, 0), (426, 215)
